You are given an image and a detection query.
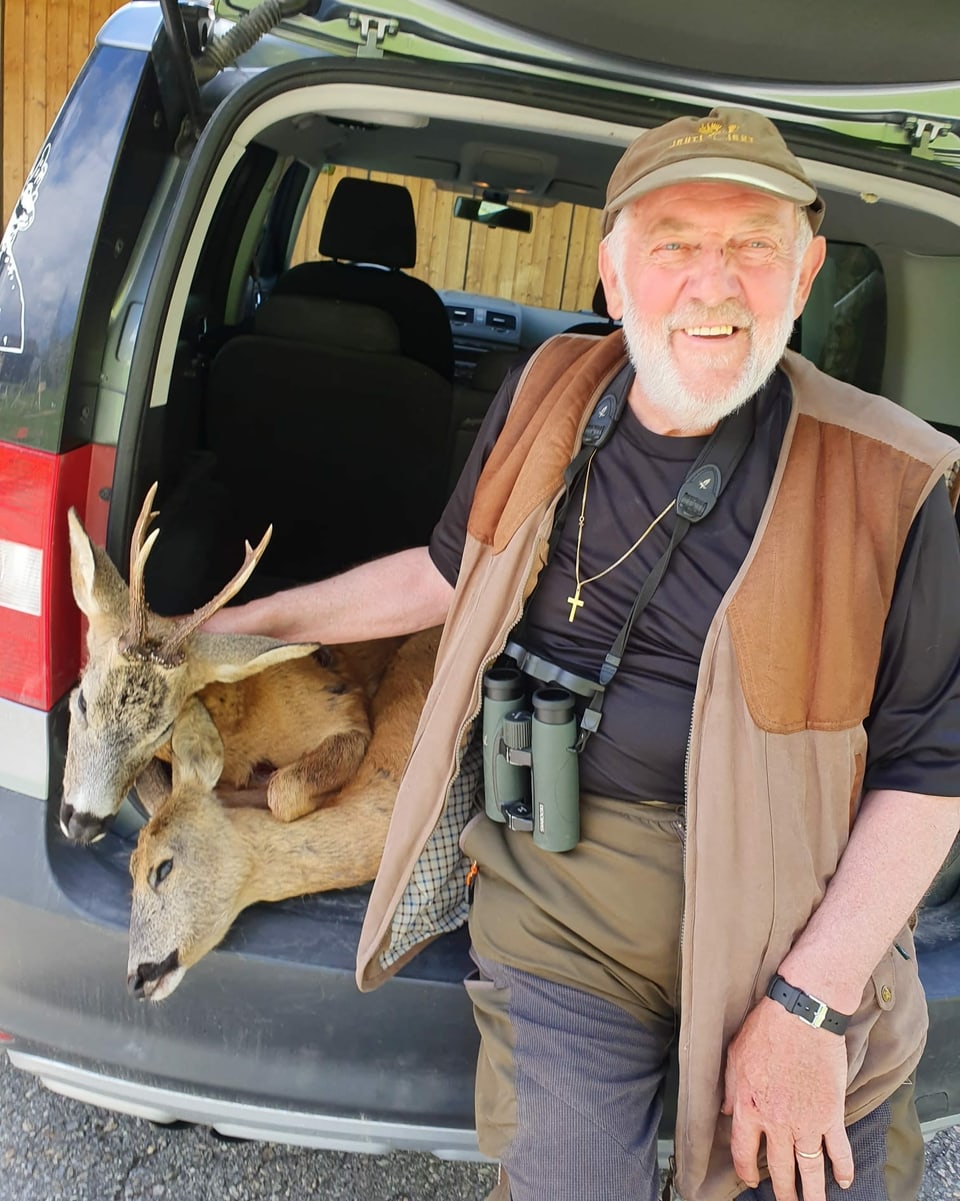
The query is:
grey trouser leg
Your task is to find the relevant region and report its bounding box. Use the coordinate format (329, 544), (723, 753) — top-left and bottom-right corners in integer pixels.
(462, 796), (684, 1201)
(468, 952), (672, 1201)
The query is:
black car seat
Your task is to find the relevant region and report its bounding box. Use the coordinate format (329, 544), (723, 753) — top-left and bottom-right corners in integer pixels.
(271, 177), (455, 381)
(202, 293), (453, 585)
(447, 349), (527, 494)
(565, 279), (620, 337)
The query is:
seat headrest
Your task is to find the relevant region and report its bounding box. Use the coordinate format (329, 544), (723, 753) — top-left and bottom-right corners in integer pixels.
(318, 177), (418, 269)
(591, 279), (610, 320)
(254, 295), (401, 354)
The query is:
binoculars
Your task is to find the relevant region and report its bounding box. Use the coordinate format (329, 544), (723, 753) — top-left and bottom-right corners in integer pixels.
(481, 665), (580, 853)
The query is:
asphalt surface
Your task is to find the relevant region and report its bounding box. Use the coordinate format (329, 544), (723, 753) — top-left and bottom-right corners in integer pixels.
(2, 1049), (958, 1199)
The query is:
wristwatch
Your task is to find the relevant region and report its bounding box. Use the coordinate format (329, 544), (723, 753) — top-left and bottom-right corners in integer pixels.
(765, 974), (852, 1035)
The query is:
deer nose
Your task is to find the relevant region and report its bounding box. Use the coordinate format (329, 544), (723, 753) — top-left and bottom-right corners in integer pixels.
(127, 967), (148, 999)
(59, 802), (109, 845)
(128, 950), (179, 1000)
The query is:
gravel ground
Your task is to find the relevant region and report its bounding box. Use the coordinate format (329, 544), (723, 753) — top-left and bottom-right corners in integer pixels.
(2, 1050), (957, 1199)
(0, 1052), (496, 1201)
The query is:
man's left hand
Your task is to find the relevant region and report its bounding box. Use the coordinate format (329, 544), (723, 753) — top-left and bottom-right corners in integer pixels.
(722, 997), (854, 1201)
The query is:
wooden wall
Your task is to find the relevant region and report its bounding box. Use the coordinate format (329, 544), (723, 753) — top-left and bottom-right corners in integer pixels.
(3, 2), (601, 313)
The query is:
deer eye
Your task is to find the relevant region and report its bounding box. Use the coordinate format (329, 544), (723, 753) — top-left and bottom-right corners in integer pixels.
(76, 689), (87, 718)
(150, 858), (174, 889)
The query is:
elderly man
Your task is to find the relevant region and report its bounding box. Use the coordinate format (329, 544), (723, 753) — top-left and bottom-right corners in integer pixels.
(208, 108), (960, 1201)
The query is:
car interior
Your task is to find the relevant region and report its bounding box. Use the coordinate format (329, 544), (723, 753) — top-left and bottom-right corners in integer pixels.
(133, 83), (960, 637)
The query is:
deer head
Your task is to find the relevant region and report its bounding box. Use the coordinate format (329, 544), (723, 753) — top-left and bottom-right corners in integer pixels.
(62, 484), (318, 844)
(126, 704), (244, 1000)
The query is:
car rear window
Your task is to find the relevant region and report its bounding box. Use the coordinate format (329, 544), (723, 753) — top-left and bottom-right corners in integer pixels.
(290, 170), (885, 394)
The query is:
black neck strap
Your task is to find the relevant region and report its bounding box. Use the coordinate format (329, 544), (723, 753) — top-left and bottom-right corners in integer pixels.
(546, 366), (633, 562)
(573, 397), (757, 750)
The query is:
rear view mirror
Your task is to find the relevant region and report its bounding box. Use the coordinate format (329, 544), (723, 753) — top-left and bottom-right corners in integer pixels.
(454, 196), (532, 232)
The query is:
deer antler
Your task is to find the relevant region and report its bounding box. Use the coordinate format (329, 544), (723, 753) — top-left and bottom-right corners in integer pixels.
(155, 526), (273, 663)
(118, 483), (161, 656)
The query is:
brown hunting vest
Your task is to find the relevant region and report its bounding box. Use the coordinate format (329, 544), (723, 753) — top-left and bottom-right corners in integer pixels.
(357, 333), (960, 1200)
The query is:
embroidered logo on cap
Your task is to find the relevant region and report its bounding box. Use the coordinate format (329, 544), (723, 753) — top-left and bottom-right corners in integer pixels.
(669, 121), (756, 149)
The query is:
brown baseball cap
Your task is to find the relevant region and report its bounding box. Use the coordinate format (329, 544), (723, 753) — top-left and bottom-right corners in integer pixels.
(602, 106), (824, 236)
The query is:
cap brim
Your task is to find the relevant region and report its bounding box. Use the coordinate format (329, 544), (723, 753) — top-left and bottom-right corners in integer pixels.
(607, 156), (818, 216)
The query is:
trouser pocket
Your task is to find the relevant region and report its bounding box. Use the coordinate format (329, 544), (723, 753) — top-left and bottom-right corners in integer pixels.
(464, 955), (517, 1161)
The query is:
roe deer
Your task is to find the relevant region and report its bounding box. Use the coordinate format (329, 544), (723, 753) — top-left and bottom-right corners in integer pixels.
(62, 484), (399, 844)
(127, 626), (440, 1001)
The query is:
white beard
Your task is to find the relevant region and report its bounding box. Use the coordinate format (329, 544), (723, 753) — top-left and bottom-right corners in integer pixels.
(620, 293), (798, 433)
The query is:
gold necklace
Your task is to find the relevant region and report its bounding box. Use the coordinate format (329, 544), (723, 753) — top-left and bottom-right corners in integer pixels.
(566, 451), (676, 622)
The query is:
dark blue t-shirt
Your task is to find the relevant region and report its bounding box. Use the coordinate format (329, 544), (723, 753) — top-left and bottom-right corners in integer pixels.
(430, 364), (960, 804)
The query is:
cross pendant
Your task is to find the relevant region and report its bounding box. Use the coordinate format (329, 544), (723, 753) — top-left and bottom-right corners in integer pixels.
(567, 587), (584, 622)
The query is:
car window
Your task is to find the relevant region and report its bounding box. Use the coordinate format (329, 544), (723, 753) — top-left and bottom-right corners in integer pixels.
(289, 166), (600, 313)
(798, 242), (885, 395)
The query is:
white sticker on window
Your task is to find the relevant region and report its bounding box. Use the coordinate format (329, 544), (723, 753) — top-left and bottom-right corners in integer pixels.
(0, 143), (50, 355)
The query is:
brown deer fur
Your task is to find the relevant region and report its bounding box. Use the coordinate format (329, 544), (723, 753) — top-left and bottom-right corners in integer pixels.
(61, 488), (400, 843)
(127, 626), (440, 1001)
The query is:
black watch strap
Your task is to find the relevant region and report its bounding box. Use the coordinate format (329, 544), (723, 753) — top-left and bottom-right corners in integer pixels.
(766, 974), (852, 1035)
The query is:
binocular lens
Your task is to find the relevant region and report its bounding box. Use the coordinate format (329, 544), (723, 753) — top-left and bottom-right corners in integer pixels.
(483, 666), (526, 703)
(532, 686), (575, 724)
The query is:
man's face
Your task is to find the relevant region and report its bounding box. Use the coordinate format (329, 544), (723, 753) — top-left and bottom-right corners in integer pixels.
(598, 181), (826, 433)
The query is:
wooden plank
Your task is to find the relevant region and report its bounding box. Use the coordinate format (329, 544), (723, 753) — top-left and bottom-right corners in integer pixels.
(446, 194), (473, 295)
(562, 204), (602, 312)
(511, 205), (540, 306)
(467, 226), (492, 297)
(46, 0), (71, 136)
(23, 0), (48, 184)
(434, 187), (471, 292)
(2, 0), (27, 220)
(541, 204), (572, 309)
(91, 0), (121, 37)
(415, 185), (441, 289)
(495, 227), (521, 302)
(411, 178), (441, 288)
(67, 0), (89, 91)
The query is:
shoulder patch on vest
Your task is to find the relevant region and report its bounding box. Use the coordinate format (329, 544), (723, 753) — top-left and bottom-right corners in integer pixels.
(468, 334), (627, 550)
(728, 415), (935, 733)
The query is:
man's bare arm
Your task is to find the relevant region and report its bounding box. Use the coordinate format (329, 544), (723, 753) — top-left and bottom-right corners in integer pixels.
(724, 788), (960, 1201)
(202, 546), (454, 644)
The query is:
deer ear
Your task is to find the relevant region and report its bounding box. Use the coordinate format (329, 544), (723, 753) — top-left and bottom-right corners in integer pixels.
(188, 633), (320, 686)
(67, 508), (128, 631)
(170, 697), (224, 793)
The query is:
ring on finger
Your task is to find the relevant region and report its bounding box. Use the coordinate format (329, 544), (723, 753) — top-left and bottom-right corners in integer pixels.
(795, 1148), (824, 1160)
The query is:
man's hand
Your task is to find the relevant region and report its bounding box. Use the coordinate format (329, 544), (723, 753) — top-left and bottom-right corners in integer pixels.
(722, 997), (854, 1201)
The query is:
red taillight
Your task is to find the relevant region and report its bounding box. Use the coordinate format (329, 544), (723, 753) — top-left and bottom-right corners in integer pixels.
(0, 442), (114, 709)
